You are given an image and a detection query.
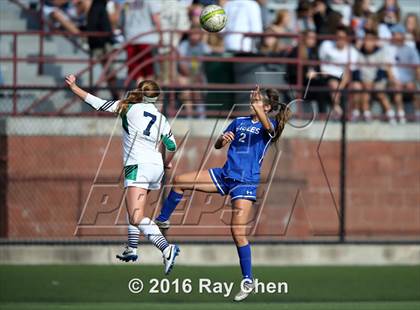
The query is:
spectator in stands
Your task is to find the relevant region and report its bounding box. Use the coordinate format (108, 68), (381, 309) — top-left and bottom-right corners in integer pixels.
(329, 0), (352, 26)
(404, 13), (420, 51)
(86, 0), (119, 99)
(351, 30), (397, 123)
(158, 0), (191, 83)
(295, 0), (316, 32)
(286, 30), (330, 113)
(223, 0), (263, 53)
(388, 24), (420, 123)
(376, 0), (401, 32)
(177, 25), (212, 118)
(106, 0), (125, 44)
(124, 0), (161, 83)
(318, 25), (358, 118)
(351, 0), (373, 33)
(312, 0), (342, 35)
(354, 13), (392, 48)
(262, 9), (294, 56)
(43, 0), (88, 35)
(256, 0), (270, 29)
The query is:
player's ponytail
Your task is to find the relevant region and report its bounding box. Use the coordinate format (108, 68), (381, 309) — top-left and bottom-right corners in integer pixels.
(261, 88), (291, 142)
(117, 80), (161, 115)
(274, 103), (291, 141)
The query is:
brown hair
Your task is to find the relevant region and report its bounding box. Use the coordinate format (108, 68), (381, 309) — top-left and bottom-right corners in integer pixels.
(261, 88), (291, 142)
(405, 13), (420, 39)
(117, 80), (161, 115)
(377, 2), (401, 24)
(273, 9), (289, 26)
(299, 30), (317, 59)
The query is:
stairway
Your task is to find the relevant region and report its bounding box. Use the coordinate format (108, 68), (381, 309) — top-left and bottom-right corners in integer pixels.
(0, 0), (126, 113)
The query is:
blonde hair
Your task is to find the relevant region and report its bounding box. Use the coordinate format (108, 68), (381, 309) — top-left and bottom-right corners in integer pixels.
(117, 80), (161, 115)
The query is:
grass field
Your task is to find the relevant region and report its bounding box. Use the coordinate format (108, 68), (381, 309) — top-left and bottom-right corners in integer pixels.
(1, 265), (419, 310)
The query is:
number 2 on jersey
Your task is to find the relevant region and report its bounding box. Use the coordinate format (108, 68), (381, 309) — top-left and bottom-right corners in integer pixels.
(143, 111), (156, 136)
(238, 132), (247, 143)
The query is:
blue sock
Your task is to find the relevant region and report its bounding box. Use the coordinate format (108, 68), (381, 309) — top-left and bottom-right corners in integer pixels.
(156, 190), (183, 222)
(237, 243), (253, 282)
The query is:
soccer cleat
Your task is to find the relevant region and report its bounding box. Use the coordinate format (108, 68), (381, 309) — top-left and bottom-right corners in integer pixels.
(116, 246), (138, 262)
(155, 219), (170, 237)
(162, 244), (180, 275)
(233, 280), (255, 302)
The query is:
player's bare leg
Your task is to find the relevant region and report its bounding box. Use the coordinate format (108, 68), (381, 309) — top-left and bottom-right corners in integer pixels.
(174, 170), (218, 194)
(155, 170), (218, 234)
(231, 199), (255, 301)
(118, 187), (180, 274)
(116, 187), (147, 262)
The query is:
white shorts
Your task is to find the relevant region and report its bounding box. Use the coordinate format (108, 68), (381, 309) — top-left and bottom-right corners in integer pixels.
(124, 163), (164, 190)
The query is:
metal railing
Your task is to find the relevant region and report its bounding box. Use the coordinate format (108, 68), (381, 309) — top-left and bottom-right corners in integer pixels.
(1, 29), (419, 117)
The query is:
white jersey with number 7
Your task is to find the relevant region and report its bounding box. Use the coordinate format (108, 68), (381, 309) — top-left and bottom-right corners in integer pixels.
(84, 94), (176, 167)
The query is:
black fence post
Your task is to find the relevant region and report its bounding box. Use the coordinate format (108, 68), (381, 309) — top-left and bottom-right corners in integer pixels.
(339, 97), (347, 242)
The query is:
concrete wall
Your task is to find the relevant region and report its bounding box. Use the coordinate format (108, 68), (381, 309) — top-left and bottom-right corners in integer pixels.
(0, 117), (419, 241)
(1, 244), (420, 266)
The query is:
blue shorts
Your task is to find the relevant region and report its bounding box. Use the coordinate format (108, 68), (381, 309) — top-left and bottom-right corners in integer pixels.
(208, 168), (257, 201)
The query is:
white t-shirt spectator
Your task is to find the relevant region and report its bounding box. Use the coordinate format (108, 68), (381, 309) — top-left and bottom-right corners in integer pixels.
(158, 0), (190, 53)
(223, 0), (263, 53)
(356, 47), (392, 82)
(124, 0), (161, 45)
(388, 44), (420, 84)
(319, 40), (359, 78)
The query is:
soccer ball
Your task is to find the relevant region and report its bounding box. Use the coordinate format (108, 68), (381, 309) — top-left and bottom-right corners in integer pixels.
(200, 4), (227, 33)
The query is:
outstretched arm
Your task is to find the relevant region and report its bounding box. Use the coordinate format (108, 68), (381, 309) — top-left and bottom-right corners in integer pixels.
(65, 74), (119, 112)
(250, 85), (276, 137)
(65, 74), (88, 100)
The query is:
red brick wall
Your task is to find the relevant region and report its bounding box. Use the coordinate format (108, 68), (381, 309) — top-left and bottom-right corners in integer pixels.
(2, 135), (419, 240)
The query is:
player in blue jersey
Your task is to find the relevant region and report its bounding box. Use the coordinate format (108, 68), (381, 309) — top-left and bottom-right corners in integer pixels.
(155, 86), (291, 301)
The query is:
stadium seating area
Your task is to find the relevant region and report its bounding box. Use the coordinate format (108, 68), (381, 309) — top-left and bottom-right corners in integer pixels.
(0, 0), (419, 121)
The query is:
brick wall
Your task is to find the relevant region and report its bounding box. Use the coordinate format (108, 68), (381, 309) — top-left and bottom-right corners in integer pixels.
(2, 133), (419, 240)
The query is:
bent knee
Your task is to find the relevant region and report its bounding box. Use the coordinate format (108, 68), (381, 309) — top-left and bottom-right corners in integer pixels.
(128, 218), (140, 226)
(173, 174), (191, 191)
(128, 215), (147, 226)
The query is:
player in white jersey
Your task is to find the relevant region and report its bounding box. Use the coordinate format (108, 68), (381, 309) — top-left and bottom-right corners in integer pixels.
(65, 75), (179, 275)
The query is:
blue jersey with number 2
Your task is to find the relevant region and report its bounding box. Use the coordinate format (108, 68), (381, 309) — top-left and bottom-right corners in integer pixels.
(221, 116), (277, 183)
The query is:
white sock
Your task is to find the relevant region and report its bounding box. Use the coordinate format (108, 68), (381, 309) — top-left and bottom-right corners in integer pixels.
(138, 217), (169, 253)
(386, 109), (395, 119)
(363, 110), (372, 120)
(352, 109), (360, 117)
(397, 109), (406, 118)
(128, 224), (140, 253)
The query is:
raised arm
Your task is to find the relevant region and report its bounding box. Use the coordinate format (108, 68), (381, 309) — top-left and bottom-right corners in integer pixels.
(65, 74), (119, 112)
(250, 86), (276, 137)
